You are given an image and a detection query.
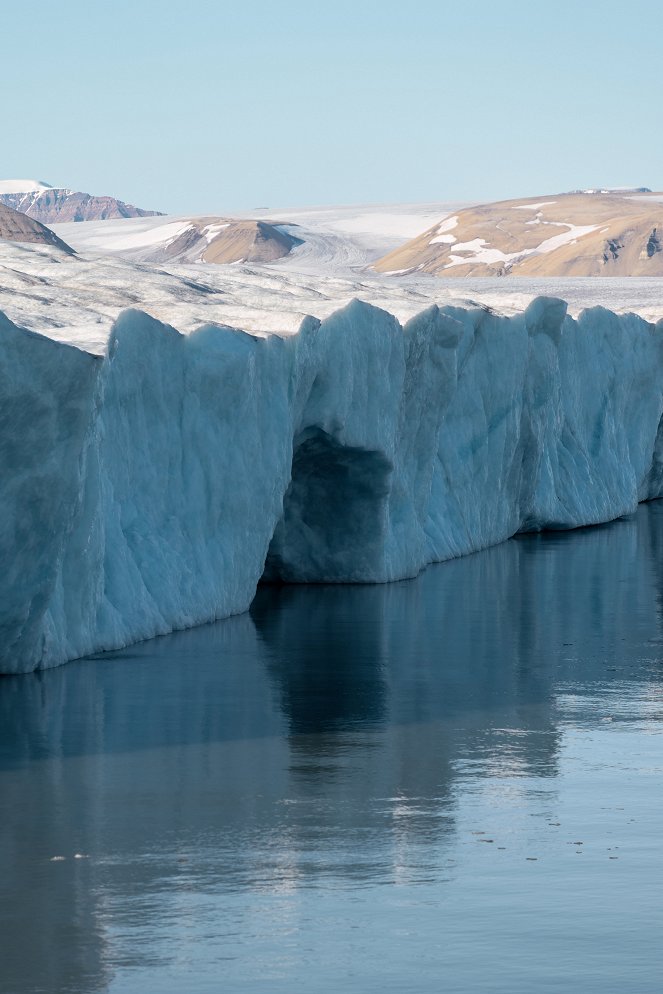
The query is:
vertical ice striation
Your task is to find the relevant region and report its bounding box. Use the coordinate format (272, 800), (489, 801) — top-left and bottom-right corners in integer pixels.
(0, 313), (100, 671)
(1, 297), (662, 673)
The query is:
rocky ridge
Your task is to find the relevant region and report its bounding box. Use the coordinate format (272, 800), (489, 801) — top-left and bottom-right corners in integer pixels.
(0, 181), (162, 223)
(0, 203), (74, 254)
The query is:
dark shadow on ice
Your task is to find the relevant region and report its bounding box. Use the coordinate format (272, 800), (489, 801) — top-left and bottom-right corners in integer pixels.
(261, 426), (393, 582)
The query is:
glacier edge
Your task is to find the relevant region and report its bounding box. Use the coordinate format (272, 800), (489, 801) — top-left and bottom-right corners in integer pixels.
(2, 296), (663, 674)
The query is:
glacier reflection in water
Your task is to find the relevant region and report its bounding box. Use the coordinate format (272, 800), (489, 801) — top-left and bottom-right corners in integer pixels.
(2, 504), (663, 993)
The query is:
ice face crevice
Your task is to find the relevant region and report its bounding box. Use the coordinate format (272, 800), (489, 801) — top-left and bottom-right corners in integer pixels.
(1, 296), (663, 673)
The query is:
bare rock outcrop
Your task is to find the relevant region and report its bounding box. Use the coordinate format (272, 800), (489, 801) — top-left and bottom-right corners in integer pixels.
(0, 182), (162, 223)
(0, 203), (75, 254)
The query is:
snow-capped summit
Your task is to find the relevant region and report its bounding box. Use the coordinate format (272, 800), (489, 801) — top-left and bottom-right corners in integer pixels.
(0, 180), (162, 223)
(0, 179), (53, 194)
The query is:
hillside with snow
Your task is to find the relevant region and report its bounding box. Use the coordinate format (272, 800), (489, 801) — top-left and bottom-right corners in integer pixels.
(50, 202), (460, 273)
(49, 214), (304, 266)
(375, 190), (663, 277)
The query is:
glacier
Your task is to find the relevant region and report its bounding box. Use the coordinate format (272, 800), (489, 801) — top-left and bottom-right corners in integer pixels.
(2, 296), (663, 674)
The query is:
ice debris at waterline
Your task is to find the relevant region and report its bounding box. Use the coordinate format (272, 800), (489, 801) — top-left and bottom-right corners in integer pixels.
(2, 296), (663, 673)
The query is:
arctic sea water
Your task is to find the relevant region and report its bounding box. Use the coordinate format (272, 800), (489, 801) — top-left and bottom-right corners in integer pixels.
(1, 502), (663, 994)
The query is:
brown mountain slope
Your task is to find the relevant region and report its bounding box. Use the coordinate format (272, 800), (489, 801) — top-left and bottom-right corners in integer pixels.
(202, 220), (302, 264)
(0, 204), (75, 254)
(150, 218), (302, 265)
(375, 192), (663, 277)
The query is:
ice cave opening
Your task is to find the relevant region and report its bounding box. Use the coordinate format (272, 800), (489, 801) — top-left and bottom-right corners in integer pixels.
(260, 427), (394, 584)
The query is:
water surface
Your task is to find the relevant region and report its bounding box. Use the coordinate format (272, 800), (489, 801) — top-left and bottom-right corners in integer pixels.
(2, 505), (663, 993)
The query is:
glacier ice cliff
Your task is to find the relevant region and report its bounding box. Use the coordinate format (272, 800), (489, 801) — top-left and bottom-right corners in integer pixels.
(2, 297), (663, 673)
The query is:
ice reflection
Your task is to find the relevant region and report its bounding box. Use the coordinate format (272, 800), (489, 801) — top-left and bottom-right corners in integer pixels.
(1, 504), (663, 993)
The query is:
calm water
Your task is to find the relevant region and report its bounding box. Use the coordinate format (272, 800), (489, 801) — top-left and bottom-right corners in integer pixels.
(2, 506), (663, 994)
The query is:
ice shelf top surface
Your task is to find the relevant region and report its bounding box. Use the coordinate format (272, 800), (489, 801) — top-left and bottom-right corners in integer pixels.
(1, 236), (663, 356)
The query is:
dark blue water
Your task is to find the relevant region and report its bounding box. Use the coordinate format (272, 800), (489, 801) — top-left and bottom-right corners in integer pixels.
(2, 504), (663, 994)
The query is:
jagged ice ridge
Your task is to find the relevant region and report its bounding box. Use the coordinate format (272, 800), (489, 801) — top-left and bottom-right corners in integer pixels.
(2, 296), (663, 673)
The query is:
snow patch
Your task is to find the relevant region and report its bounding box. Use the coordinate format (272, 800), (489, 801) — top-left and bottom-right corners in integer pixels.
(533, 223), (599, 254)
(430, 216), (459, 245)
(512, 201), (557, 211)
(0, 179), (52, 194)
(434, 216), (458, 233)
(445, 238), (514, 268)
(444, 224), (600, 269)
(202, 222), (230, 243)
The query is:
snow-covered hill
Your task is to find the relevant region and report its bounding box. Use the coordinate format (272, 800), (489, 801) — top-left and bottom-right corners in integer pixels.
(51, 202), (460, 274)
(50, 215), (302, 266)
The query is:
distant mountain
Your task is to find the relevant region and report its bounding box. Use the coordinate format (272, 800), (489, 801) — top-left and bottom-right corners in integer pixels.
(375, 190), (663, 277)
(0, 203), (75, 253)
(0, 180), (163, 223)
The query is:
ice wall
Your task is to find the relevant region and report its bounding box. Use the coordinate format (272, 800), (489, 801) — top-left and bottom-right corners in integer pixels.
(2, 297), (663, 673)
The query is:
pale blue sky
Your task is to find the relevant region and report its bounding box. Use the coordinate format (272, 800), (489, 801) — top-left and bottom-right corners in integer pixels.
(3, 0), (661, 214)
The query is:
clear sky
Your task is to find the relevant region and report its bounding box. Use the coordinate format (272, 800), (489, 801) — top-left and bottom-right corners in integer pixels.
(3, 0), (661, 214)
